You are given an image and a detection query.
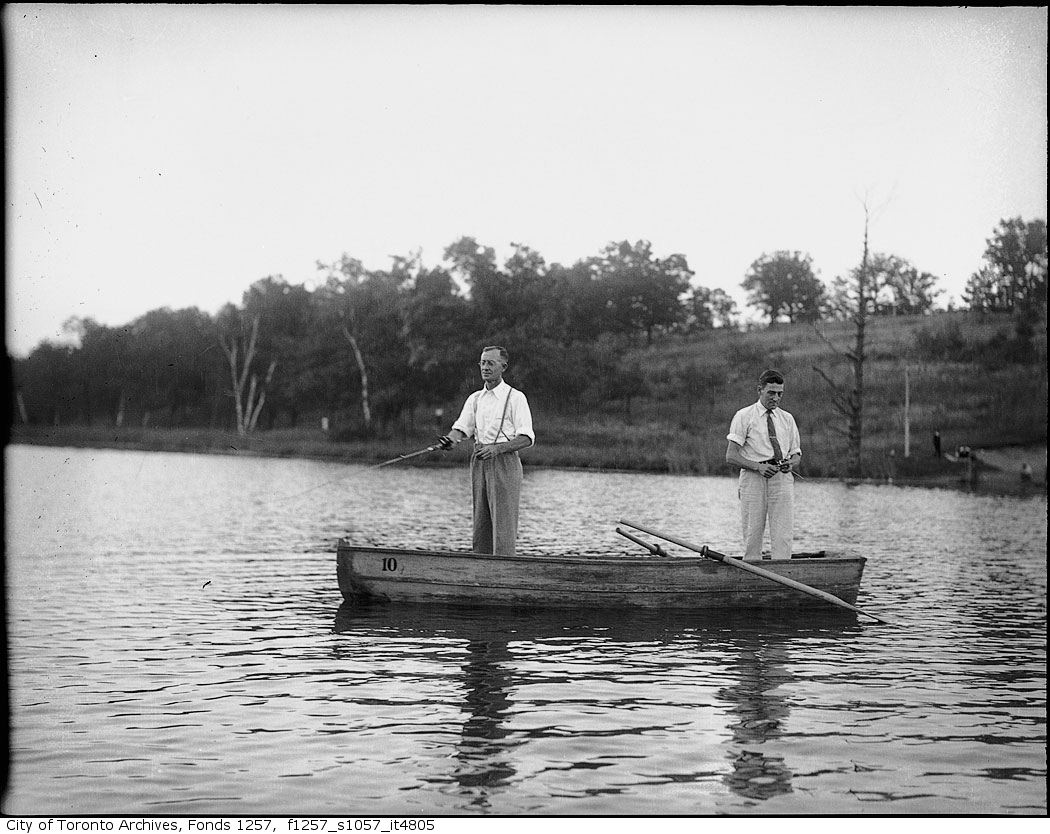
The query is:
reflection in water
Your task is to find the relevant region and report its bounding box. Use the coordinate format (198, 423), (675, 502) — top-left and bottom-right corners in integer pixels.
(718, 638), (793, 801)
(333, 603), (860, 810)
(5, 446), (1046, 815)
(451, 640), (516, 808)
(333, 602), (522, 809)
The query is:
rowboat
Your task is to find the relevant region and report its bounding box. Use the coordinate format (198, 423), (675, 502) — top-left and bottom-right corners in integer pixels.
(336, 540), (867, 612)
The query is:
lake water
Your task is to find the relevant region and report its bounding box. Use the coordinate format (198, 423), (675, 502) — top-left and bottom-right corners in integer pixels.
(3, 444), (1046, 816)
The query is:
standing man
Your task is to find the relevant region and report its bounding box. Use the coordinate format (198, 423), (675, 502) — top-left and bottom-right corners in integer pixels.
(438, 346), (535, 556)
(725, 369), (802, 561)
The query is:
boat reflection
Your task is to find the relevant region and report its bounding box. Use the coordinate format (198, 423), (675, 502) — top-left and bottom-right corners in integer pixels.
(333, 602), (858, 807)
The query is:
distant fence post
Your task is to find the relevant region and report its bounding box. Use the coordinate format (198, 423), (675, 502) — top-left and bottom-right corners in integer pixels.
(903, 365), (910, 458)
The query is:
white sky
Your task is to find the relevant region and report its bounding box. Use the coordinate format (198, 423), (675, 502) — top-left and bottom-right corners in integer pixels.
(5, 4), (1047, 356)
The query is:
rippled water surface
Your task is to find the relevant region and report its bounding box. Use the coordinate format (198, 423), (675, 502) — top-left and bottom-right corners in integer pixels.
(3, 444), (1046, 815)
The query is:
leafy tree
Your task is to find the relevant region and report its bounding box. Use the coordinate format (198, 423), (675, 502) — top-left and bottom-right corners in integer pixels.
(25, 311), (221, 429)
(316, 255), (413, 432)
(499, 242), (558, 334)
(827, 253), (942, 318)
(742, 251), (825, 324)
(441, 237), (557, 344)
(587, 240), (693, 344)
(883, 261), (943, 315)
(12, 340), (78, 425)
(683, 286), (739, 331)
(401, 266), (475, 405)
(964, 217), (1048, 316)
(545, 261), (615, 345)
(708, 288), (740, 329)
(61, 316), (123, 424)
(444, 236), (499, 292)
(125, 307), (218, 427)
(240, 276), (316, 427)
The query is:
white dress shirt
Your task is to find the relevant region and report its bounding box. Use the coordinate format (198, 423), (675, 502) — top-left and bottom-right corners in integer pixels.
(726, 401), (801, 463)
(452, 380), (535, 445)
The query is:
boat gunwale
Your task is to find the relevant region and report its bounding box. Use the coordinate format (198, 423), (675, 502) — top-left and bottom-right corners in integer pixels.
(336, 540), (866, 567)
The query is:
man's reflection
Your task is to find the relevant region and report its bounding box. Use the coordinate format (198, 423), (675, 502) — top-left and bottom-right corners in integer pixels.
(450, 638), (516, 810)
(718, 638), (794, 800)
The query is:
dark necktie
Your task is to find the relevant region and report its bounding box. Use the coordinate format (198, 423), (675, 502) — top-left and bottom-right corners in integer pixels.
(766, 409), (784, 461)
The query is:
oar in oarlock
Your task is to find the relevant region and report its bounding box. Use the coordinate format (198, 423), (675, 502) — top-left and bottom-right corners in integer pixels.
(372, 442), (444, 469)
(617, 518), (895, 626)
(615, 526), (669, 557)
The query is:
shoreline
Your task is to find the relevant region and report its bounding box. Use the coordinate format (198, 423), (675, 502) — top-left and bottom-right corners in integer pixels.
(7, 427), (1046, 498)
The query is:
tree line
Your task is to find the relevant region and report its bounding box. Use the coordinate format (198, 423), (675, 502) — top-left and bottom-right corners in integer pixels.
(11, 217), (1046, 437)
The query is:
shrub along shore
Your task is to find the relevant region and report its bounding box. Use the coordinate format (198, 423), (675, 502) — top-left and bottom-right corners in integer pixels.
(8, 422), (1045, 497)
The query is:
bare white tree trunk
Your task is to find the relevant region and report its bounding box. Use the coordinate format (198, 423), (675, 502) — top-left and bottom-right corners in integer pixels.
(342, 325), (372, 430)
(247, 359), (278, 432)
(219, 315), (274, 436)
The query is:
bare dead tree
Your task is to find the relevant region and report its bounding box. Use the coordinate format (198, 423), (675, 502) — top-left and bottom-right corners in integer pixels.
(813, 197), (881, 477)
(219, 314), (277, 436)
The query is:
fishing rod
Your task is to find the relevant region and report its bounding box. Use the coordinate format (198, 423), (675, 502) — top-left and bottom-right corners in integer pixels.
(772, 458), (805, 479)
(372, 441), (446, 469)
(275, 440), (447, 502)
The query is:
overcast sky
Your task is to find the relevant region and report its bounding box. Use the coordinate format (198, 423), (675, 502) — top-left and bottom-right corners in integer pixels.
(5, 4), (1047, 356)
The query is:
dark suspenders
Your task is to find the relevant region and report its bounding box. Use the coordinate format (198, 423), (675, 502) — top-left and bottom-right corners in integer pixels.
(472, 386), (515, 443)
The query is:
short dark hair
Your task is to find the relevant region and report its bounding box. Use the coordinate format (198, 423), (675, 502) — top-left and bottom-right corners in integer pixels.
(482, 345), (509, 364)
(758, 368), (784, 386)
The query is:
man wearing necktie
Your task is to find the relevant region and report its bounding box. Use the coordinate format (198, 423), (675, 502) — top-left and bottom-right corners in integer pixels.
(725, 369), (802, 560)
(437, 346), (535, 557)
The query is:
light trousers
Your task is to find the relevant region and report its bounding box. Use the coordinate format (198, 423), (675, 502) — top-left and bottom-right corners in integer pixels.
(470, 451), (523, 556)
(738, 468), (794, 560)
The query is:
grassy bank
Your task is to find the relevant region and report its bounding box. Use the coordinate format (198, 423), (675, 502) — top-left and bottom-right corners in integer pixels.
(8, 311), (1046, 495)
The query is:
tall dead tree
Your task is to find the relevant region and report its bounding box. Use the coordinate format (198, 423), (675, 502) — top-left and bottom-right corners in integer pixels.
(219, 314), (277, 436)
(814, 199), (875, 478)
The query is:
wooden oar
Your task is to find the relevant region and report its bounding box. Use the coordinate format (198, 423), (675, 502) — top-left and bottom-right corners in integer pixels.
(615, 526), (668, 557)
(618, 518), (895, 625)
(372, 442), (444, 469)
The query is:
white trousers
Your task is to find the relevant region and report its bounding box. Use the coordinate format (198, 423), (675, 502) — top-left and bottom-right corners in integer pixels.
(738, 469), (794, 560)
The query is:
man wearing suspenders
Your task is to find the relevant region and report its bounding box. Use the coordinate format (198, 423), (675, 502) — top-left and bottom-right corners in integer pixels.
(438, 345), (535, 556)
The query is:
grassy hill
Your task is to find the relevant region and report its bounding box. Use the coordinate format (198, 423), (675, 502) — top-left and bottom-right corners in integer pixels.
(527, 310), (1047, 480)
(10, 311), (1047, 488)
